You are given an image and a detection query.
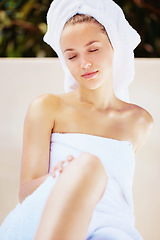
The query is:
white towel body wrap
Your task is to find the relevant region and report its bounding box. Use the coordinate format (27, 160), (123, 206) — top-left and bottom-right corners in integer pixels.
(0, 133), (143, 239)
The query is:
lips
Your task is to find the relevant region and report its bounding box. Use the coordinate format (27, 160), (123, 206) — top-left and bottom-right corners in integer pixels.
(81, 70), (98, 79)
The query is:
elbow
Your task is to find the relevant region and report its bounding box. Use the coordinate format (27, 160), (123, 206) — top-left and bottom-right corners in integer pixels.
(19, 185), (25, 204)
(19, 182), (29, 204)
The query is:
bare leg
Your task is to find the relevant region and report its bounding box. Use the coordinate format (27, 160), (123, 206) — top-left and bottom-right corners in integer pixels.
(35, 153), (107, 240)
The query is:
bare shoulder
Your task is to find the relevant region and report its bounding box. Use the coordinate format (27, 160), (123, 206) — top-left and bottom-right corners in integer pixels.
(129, 103), (153, 129)
(29, 93), (60, 109)
(126, 103), (154, 153)
(24, 93), (61, 130)
(27, 93), (60, 115)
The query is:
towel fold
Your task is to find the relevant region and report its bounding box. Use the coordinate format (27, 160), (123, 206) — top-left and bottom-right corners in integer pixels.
(44, 0), (141, 102)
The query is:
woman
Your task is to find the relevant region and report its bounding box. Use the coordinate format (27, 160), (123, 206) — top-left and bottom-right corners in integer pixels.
(0, 0), (153, 240)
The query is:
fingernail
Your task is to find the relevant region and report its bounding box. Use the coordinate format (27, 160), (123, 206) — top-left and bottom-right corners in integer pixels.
(67, 155), (73, 160)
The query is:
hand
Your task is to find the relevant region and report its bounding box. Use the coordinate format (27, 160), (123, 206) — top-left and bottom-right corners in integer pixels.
(50, 155), (74, 177)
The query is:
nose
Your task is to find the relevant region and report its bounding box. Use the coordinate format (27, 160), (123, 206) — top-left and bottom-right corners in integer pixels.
(80, 56), (92, 69)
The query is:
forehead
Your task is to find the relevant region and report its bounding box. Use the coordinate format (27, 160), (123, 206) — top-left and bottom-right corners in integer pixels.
(60, 22), (108, 48)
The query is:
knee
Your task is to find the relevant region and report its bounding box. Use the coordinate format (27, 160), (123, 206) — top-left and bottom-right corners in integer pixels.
(76, 152), (108, 184)
(78, 152), (104, 170)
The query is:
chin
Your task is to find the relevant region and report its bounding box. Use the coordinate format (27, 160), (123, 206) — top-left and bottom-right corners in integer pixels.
(83, 81), (104, 90)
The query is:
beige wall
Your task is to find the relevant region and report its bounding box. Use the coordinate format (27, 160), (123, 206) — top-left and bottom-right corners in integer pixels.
(0, 58), (160, 239)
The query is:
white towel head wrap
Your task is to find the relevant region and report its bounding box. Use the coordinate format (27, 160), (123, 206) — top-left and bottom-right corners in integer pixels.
(44, 0), (141, 102)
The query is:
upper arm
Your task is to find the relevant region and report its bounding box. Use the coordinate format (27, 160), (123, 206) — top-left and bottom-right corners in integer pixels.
(20, 94), (56, 185)
(133, 108), (154, 153)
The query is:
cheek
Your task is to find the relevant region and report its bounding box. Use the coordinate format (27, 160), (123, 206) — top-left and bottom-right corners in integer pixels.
(98, 52), (114, 74)
(93, 48), (114, 63)
(65, 61), (78, 78)
(102, 50), (114, 65)
(68, 61), (76, 71)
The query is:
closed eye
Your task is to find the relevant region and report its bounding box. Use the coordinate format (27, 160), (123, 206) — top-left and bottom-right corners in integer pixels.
(89, 49), (98, 52)
(68, 56), (76, 60)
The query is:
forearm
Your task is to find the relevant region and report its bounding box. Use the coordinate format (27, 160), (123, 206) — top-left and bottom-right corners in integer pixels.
(19, 173), (51, 203)
(19, 156), (73, 203)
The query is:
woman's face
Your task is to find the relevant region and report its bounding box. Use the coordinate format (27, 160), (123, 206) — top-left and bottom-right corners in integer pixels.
(60, 22), (114, 90)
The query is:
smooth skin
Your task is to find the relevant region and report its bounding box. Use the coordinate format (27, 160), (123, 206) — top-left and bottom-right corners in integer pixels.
(35, 153), (107, 240)
(19, 22), (154, 240)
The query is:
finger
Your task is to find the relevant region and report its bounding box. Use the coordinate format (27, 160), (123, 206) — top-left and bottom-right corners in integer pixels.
(58, 165), (64, 172)
(66, 155), (74, 162)
(50, 167), (56, 177)
(50, 161), (66, 177)
(55, 161), (64, 172)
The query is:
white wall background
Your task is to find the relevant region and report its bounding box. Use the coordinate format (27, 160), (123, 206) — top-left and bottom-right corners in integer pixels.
(0, 58), (160, 240)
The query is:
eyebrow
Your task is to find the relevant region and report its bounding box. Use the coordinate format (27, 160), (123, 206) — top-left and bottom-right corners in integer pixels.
(64, 41), (100, 53)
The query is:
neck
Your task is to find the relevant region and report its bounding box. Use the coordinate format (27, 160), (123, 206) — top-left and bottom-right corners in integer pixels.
(76, 80), (119, 111)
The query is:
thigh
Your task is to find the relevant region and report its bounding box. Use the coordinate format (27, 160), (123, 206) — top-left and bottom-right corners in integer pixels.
(35, 153), (107, 240)
(87, 227), (134, 240)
